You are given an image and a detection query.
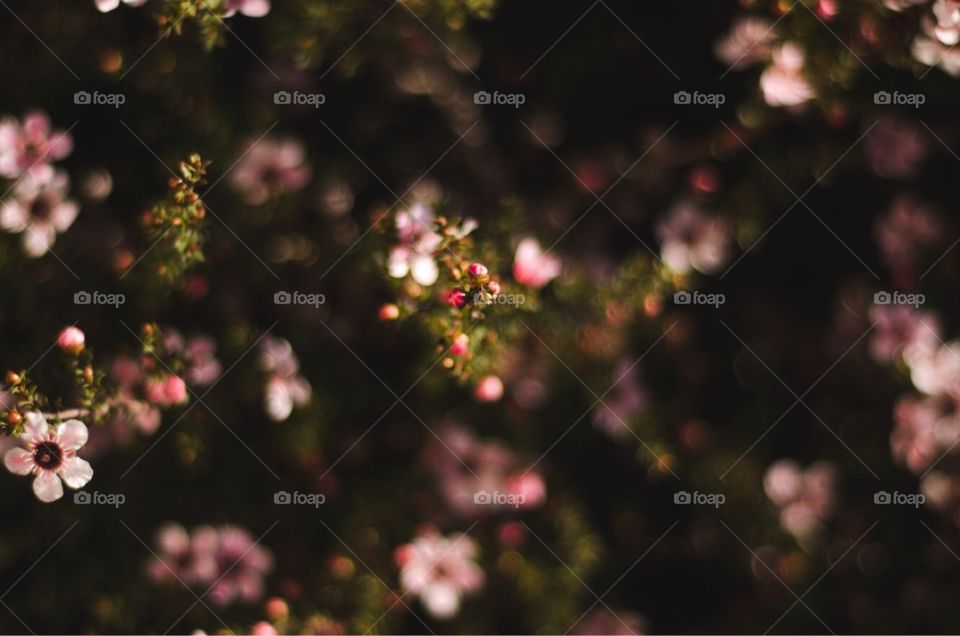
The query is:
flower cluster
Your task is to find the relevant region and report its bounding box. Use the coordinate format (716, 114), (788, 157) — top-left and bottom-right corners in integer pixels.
(148, 522), (274, 605)
(394, 527), (484, 619)
(0, 111), (78, 257)
(259, 336), (311, 422)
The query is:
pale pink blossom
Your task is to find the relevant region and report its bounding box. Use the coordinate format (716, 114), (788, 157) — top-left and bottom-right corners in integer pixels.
(891, 394), (959, 473)
(163, 329), (223, 387)
(868, 304), (941, 363)
(3, 412), (93, 502)
(259, 336), (311, 421)
(913, 13), (960, 75)
(230, 138), (310, 205)
(513, 237), (561, 288)
(223, 0), (269, 17)
(593, 359), (648, 439)
(714, 16), (777, 70)
(94, 0), (148, 11)
(425, 425), (546, 517)
(764, 460), (836, 548)
(57, 326), (85, 354)
(0, 111), (72, 179)
(146, 374), (189, 407)
(874, 194), (941, 286)
(574, 608), (647, 635)
(388, 202), (442, 286)
(883, 0), (930, 10)
(395, 528), (484, 619)
(250, 622), (277, 636)
(0, 169), (79, 257)
(474, 375), (504, 402)
(907, 340), (960, 398)
(759, 43), (816, 108)
(149, 523), (273, 606)
(864, 118), (929, 180)
(932, 0), (960, 44)
(656, 199), (730, 275)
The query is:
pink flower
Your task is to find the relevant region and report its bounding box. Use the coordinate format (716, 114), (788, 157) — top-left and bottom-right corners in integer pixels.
(506, 472), (546, 507)
(656, 199), (730, 275)
(714, 15), (777, 70)
(395, 529), (484, 619)
(163, 329), (222, 387)
(0, 111), (73, 179)
(388, 202), (442, 286)
(913, 13), (960, 76)
(874, 194), (941, 286)
(150, 523), (273, 606)
(146, 374), (188, 407)
(468, 262), (488, 278)
(94, 0), (148, 11)
(450, 333), (469, 356)
(57, 326), (85, 354)
(3, 412), (93, 502)
(474, 375), (504, 402)
(223, 0), (270, 17)
(763, 459), (836, 548)
(250, 622), (277, 636)
(759, 43), (816, 108)
(259, 336), (311, 422)
(513, 237), (561, 288)
(230, 138), (310, 205)
(593, 359), (648, 439)
(864, 118), (929, 180)
(869, 305), (941, 363)
(891, 394), (957, 473)
(0, 169), (79, 257)
(447, 289), (466, 309)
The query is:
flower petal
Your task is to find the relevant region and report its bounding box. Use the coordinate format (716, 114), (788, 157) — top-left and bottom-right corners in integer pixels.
(32, 471), (63, 502)
(21, 411), (48, 443)
(56, 419), (88, 451)
(58, 457), (93, 489)
(4, 448), (35, 475)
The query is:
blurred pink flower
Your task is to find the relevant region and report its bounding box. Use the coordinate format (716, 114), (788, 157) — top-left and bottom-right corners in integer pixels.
(395, 528), (484, 619)
(0, 111), (73, 179)
(259, 336), (311, 422)
(913, 12), (960, 75)
(873, 194), (941, 286)
(0, 169), (79, 257)
(891, 394), (958, 473)
(593, 359), (648, 440)
(223, 0), (270, 17)
(868, 304), (941, 363)
(149, 523), (273, 606)
(146, 374), (189, 407)
(759, 43), (816, 108)
(714, 15), (776, 70)
(474, 375), (504, 402)
(94, 0), (148, 11)
(656, 199), (730, 275)
(513, 237), (561, 288)
(230, 138), (310, 205)
(57, 326), (85, 354)
(164, 329), (222, 386)
(574, 608), (646, 635)
(3, 412), (93, 502)
(864, 118), (929, 180)
(763, 460), (836, 548)
(388, 202), (442, 286)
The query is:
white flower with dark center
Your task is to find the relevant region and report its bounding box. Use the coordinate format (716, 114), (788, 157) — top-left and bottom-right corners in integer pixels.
(4, 412), (93, 502)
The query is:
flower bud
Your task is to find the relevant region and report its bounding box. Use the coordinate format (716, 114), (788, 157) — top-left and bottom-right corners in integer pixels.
(450, 333), (469, 356)
(57, 326), (86, 355)
(447, 289), (466, 309)
(468, 262), (488, 278)
(378, 304), (400, 321)
(5, 371), (20, 386)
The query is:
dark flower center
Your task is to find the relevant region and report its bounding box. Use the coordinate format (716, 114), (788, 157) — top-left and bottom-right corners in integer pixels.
(30, 195), (53, 221)
(33, 441), (63, 470)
